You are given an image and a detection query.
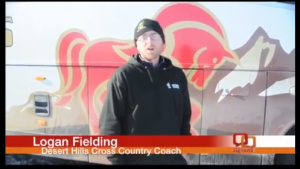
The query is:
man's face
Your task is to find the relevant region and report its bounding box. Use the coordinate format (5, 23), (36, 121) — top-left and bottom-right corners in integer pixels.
(136, 30), (164, 61)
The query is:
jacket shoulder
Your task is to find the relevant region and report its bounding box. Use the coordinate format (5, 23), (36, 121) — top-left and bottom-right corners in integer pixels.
(110, 64), (135, 83)
(171, 66), (186, 77)
(116, 64), (136, 73)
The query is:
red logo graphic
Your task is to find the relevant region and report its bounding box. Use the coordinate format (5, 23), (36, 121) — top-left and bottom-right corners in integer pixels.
(55, 2), (239, 135)
(233, 133), (256, 147)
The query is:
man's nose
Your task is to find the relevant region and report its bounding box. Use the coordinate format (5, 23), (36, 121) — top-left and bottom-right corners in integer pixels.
(145, 36), (153, 43)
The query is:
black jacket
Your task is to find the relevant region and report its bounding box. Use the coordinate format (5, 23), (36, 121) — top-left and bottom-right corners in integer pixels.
(99, 54), (192, 165)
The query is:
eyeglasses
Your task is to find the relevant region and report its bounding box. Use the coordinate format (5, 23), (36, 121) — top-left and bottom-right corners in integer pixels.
(137, 33), (161, 41)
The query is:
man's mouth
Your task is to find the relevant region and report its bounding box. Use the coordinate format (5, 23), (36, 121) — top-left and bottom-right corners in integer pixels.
(147, 47), (154, 51)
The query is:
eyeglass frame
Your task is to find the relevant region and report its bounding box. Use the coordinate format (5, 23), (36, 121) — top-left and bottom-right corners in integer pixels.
(137, 33), (161, 42)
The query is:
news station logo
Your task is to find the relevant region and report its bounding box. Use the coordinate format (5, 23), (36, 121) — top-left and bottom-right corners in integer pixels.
(232, 133), (256, 153)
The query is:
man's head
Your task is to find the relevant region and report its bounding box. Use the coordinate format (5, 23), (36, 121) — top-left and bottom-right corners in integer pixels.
(134, 19), (165, 61)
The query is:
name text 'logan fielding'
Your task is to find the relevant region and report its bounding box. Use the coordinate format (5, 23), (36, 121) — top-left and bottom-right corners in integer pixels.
(32, 136), (182, 155)
(33, 136), (118, 148)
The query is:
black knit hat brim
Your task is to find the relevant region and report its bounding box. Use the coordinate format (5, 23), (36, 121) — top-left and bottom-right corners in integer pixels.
(135, 27), (154, 41)
(134, 27), (165, 46)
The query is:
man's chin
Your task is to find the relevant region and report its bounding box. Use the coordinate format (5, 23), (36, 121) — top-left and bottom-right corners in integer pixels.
(145, 53), (160, 58)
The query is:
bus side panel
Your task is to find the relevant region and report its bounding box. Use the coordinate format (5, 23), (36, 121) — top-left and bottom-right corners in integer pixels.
(44, 66), (90, 162)
(87, 67), (116, 164)
(261, 71), (295, 164)
(200, 70), (267, 164)
(263, 71), (295, 135)
(184, 70), (203, 165)
(5, 65), (90, 162)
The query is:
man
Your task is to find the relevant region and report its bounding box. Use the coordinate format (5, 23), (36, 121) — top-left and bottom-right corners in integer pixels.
(99, 18), (192, 165)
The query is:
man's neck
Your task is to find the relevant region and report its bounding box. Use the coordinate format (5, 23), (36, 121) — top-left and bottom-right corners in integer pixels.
(139, 55), (160, 67)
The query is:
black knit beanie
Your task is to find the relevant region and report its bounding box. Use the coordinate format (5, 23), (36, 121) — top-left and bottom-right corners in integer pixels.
(134, 18), (165, 46)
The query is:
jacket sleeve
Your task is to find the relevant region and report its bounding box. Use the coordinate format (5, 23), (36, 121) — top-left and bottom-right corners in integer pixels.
(99, 72), (127, 164)
(180, 71), (192, 135)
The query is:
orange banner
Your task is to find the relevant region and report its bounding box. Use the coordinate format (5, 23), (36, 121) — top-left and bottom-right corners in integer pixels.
(5, 147), (295, 154)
